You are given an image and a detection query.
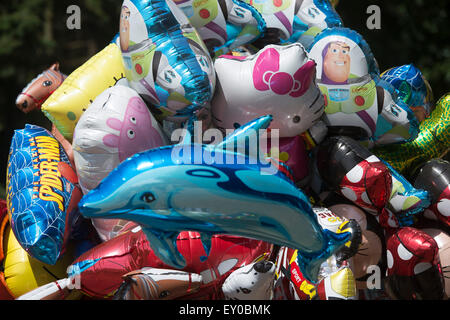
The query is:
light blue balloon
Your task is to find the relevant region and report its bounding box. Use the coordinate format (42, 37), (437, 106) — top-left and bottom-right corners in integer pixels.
(79, 115), (350, 283)
(286, 0), (343, 47)
(381, 64), (433, 115)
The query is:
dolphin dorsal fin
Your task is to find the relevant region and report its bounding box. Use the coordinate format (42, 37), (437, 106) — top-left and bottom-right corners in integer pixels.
(212, 115), (273, 159)
(179, 127), (193, 145)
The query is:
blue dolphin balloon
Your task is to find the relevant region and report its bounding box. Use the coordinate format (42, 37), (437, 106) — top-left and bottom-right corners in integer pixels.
(78, 115), (350, 283)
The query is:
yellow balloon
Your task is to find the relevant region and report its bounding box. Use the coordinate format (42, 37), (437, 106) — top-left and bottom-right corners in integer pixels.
(42, 43), (126, 142)
(3, 225), (75, 298)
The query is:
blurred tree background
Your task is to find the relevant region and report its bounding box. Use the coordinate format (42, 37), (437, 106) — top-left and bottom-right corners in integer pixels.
(0, 0), (449, 198)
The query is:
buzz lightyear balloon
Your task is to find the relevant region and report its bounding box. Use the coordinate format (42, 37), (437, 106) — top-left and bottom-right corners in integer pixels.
(171, 0), (341, 58)
(307, 27), (419, 147)
(173, 0), (266, 57)
(245, 0), (343, 48)
(72, 85), (169, 241)
(288, 0), (343, 46)
(117, 0), (216, 123)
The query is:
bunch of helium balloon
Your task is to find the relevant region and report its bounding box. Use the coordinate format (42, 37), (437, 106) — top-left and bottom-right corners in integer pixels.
(4, 0), (450, 300)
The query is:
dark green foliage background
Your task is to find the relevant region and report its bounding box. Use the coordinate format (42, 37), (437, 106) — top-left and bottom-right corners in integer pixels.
(0, 0), (448, 198)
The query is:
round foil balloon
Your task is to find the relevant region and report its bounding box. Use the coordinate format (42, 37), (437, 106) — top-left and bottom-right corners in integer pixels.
(307, 27), (419, 146)
(413, 159), (450, 228)
(6, 124), (82, 265)
(117, 0), (215, 122)
(381, 64), (434, 122)
(72, 85), (168, 241)
(421, 228), (450, 298)
(211, 43), (324, 137)
(385, 227), (444, 300)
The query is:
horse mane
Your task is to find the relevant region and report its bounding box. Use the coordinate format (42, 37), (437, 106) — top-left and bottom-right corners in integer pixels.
(20, 71), (46, 94)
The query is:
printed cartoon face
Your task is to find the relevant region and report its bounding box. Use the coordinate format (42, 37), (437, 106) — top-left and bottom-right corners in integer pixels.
(16, 63), (65, 113)
(323, 41), (351, 83)
(103, 95), (166, 162)
(72, 85), (168, 194)
(120, 6), (131, 51)
(222, 260), (276, 300)
(212, 44), (324, 138)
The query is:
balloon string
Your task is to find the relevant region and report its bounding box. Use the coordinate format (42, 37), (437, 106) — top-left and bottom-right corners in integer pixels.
(55, 280), (66, 300)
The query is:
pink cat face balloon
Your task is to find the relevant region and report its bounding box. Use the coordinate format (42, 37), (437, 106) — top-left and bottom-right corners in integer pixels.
(211, 44), (324, 137)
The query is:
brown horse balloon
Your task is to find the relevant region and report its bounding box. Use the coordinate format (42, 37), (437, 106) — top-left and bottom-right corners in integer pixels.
(16, 63), (66, 113)
(15, 62), (74, 164)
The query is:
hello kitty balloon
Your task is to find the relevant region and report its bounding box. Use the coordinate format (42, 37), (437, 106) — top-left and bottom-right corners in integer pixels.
(211, 43), (324, 138)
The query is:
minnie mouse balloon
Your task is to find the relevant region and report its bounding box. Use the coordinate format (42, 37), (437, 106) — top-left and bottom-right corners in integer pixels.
(211, 43), (324, 137)
(385, 227), (444, 300)
(117, 0), (215, 122)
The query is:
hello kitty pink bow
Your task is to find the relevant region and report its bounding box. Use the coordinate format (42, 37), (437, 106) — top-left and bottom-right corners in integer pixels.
(252, 48), (316, 97)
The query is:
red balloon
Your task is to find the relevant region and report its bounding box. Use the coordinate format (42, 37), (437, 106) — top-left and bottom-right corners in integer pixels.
(70, 228), (272, 299)
(385, 227), (444, 300)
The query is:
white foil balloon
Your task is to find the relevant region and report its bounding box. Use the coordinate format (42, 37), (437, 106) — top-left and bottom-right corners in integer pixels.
(73, 85), (169, 241)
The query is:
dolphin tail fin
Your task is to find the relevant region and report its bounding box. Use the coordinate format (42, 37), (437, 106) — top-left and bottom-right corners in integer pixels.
(142, 228), (186, 269)
(200, 233), (212, 261)
(295, 228), (351, 284)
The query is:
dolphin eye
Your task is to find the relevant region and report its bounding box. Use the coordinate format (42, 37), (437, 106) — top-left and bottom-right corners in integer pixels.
(159, 290), (170, 298)
(186, 169), (220, 178)
(293, 115), (301, 123)
(142, 192), (156, 203)
(43, 80), (52, 87)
